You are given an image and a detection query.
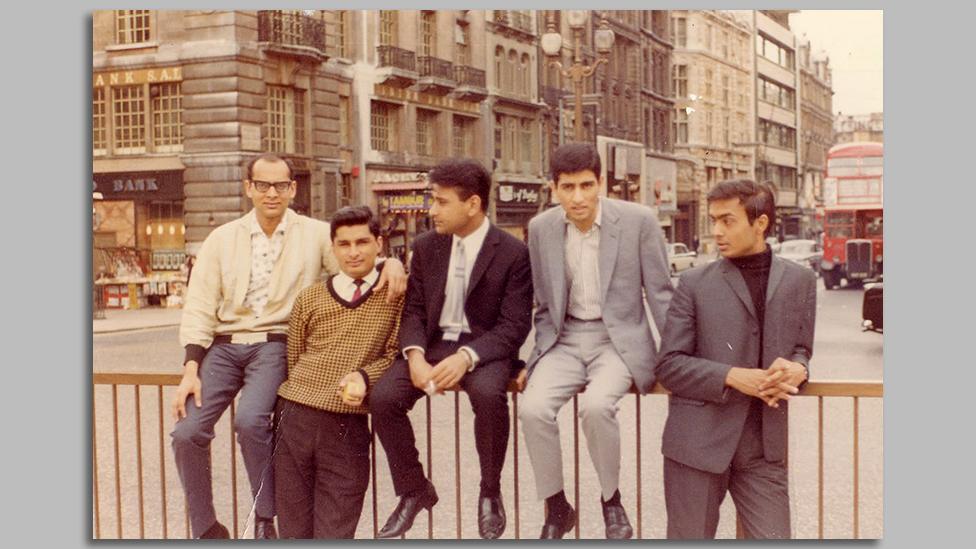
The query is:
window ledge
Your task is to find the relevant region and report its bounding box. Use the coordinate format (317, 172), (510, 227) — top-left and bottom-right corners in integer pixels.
(105, 41), (160, 52)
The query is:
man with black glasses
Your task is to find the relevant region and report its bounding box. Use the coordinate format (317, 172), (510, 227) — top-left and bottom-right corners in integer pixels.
(170, 154), (406, 539)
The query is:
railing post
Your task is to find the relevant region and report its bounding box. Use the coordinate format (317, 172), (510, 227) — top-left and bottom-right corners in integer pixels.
(635, 392), (642, 539)
(157, 386), (168, 539)
(112, 384), (122, 539)
(572, 395), (580, 539)
(818, 396), (824, 539)
(512, 391), (520, 539)
(853, 397), (860, 539)
(425, 394), (433, 539)
(93, 388), (101, 539)
(371, 420), (378, 538)
(134, 386), (145, 538)
(229, 401), (238, 538)
(455, 391), (461, 539)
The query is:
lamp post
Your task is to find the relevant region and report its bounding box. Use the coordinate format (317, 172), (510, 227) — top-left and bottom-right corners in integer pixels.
(540, 11), (615, 142)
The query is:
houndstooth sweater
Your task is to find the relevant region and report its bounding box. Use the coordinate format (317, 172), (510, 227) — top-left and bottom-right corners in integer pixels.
(278, 275), (404, 414)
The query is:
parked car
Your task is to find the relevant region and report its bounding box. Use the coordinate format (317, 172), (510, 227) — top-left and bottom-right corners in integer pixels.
(666, 242), (697, 275)
(862, 278), (883, 333)
(777, 239), (822, 275)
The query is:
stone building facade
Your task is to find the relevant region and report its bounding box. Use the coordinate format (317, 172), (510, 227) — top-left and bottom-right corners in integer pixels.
(671, 10), (754, 251)
(93, 9), (345, 271)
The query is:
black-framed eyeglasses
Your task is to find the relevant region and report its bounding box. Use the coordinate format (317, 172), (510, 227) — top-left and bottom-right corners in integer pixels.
(250, 180), (293, 193)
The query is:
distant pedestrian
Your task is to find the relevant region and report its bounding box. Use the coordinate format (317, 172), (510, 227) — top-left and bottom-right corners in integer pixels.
(170, 154), (407, 539)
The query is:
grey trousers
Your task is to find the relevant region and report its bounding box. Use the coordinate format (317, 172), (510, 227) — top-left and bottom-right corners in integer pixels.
(663, 404), (791, 539)
(519, 318), (634, 501)
(171, 341), (287, 537)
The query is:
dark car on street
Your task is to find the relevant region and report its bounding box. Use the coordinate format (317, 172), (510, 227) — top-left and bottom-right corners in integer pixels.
(862, 278), (883, 333)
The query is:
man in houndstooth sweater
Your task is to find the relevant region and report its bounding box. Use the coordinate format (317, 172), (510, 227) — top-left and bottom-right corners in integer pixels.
(274, 205), (405, 538)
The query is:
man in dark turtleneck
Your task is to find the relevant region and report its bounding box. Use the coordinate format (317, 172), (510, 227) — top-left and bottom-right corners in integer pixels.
(655, 180), (817, 539)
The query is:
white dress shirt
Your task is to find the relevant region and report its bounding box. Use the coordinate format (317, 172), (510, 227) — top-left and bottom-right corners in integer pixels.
(564, 199), (603, 320)
(332, 266), (380, 302)
(404, 216), (490, 369)
(438, 216), (490, 334)
(243, 209), (291, 317)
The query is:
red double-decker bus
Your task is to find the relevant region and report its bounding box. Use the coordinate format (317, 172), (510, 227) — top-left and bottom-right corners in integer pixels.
(820, 142), (883, 289)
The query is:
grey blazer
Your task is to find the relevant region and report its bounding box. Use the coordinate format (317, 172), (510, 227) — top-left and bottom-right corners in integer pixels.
(655, 255), (817, 474)
(526, 197), (674, 393)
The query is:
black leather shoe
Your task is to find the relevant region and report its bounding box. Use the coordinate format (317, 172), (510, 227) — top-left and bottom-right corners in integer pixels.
(602, 501), (633, 539)
(199, 521), (229, 539)
(254, 516), (277, 540)
(539, 507), (576, 539)
(478, 495), (506, 539)
(377, 482), (439, 538)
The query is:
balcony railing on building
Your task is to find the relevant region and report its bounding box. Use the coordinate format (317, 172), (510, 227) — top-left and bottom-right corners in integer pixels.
(415, 56), (455, 96)
(452, 66), (488, 102)
(257, 10), (327, 62)
(492, 10), (534, 38)
(92, 372), (883, 539)
(376, 45), (417, 88)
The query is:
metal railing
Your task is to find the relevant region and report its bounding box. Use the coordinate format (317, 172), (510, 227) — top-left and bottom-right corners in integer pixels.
(416, 56), (454, 81)
(257, 11), (326, 52)
(92, 373), (882, 539)
(454, 66), (486, 88)
(376, 45), (416, 72)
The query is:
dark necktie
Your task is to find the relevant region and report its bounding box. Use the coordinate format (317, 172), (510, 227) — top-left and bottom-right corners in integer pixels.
(352, 278), (365, 301)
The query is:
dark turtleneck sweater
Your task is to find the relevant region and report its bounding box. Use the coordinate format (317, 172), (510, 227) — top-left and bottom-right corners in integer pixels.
(729, 246), (773, 423)
(728, 246), (773, 361)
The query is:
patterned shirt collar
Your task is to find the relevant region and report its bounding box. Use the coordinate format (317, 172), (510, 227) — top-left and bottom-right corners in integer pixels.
(248, 208), (292, 237)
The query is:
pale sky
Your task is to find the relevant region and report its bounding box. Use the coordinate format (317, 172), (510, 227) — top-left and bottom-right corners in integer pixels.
(788, 10), (883, 116)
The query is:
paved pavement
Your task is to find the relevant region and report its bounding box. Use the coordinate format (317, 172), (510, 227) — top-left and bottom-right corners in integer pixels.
(93, 307), (183, 334)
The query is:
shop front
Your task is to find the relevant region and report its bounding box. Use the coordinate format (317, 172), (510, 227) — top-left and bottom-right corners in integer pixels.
(495, 181), (542, 242)
(370, 171), (432, 265)
(92, 169), (187, 308)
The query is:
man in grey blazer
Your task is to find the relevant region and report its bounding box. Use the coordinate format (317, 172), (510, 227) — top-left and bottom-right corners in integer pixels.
(655, 179), (817, 539)
(519, 143), (673, 539)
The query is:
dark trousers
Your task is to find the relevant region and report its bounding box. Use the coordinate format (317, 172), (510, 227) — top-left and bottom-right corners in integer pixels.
(663, 404), (791, 539)
(273, 399), (371, 539)
(370, 336), (514, 497)
(170, 341), (286, 537)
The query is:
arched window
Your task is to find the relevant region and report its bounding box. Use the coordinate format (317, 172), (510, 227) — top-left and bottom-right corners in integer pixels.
(494, 46), (505, 89)
(507, 49), (517, 94)
(520, 53), (531, 97)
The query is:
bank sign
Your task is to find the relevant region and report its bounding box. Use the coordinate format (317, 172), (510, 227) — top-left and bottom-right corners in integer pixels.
(93, 171), (183, 201)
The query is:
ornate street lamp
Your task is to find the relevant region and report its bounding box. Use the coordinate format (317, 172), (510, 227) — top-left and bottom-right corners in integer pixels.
(541, 11), (615, 142)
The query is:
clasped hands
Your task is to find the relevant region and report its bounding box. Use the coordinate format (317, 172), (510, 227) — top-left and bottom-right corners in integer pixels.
(726, 357), (807, 408)
(407, 350), (471, 394)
